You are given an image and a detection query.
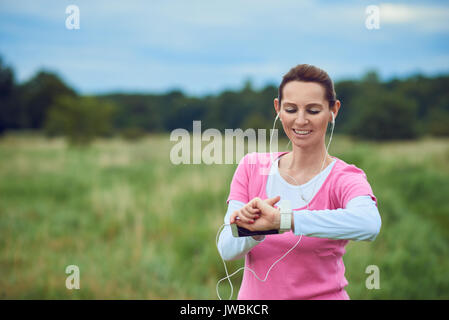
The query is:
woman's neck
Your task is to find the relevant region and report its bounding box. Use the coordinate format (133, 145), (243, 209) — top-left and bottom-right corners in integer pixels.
(283, 144), (333, 176)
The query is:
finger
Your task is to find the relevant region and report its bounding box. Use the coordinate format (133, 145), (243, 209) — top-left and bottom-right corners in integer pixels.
(236, 219), (254, 231)
(248, 199), (258, 211)
(230, 210), (238, 224)
(241, 207), (254, 219)
(238, 209), (255, 224)
(246, 206), (261, 215)
(250, 197), (262, 208)
(244, 207), (261, 220)
(242, 207), (259, 221)
(264, 195), (281, 206)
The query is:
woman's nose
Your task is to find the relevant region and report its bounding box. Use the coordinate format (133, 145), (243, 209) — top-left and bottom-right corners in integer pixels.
(294, 111), (309, 126)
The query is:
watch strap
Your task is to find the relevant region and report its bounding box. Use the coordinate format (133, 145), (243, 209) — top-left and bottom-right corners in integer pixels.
(279, 200), (292, 233)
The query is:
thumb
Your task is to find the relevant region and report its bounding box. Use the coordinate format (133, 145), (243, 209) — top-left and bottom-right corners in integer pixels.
(264, 195), (281, 207)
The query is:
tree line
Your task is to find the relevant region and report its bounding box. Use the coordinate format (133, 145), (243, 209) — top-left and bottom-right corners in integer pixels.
(1, 56), (448, 145)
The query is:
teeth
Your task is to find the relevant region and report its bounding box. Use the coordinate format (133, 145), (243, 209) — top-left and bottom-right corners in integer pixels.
(294, 130), (311, 135)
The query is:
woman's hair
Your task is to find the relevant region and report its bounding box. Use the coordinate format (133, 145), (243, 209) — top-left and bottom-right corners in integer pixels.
(278, 64), (336, 109)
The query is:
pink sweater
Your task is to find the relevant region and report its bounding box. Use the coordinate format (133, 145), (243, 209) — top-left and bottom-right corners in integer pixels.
(226, 152), (378, 300)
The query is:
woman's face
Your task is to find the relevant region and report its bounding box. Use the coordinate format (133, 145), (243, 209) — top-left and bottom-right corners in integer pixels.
(275, 80), (339, 149)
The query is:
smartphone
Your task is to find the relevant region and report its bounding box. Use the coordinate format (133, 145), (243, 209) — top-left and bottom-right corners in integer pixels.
(231, 223), (279, 237)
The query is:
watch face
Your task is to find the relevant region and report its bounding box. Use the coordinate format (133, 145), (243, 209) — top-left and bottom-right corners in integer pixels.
(280, 213), (292, 232)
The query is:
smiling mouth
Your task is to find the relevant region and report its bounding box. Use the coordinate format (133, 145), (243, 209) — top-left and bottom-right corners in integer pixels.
(292, 129), (312, 135)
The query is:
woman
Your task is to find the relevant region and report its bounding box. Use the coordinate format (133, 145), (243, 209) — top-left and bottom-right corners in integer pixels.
(217, 64), (381, 300)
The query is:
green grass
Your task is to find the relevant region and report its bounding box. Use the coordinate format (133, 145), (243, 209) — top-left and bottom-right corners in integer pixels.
(0, 133), (448, 299)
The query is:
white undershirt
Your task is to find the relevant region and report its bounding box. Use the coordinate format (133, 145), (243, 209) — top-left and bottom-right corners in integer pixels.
(266, 157), (337, 208)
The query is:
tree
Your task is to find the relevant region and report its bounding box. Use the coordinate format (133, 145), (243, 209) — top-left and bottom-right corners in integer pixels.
(19, 71), (77, 129)
(242, 113), (271, 131)
(427, 98), (449, 136)
(0, 58), (18, 133)
(349, 90), (419, 140)
(44, 96), (116, 145)
(334, 80), (360, 135)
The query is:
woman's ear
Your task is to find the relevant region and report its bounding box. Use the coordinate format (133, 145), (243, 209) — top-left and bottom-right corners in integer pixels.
(274, 98), (280, 115)
(330, 100), (341, 122)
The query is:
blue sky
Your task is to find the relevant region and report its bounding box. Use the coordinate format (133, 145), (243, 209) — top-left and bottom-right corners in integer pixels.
(1, 0), (448, 96)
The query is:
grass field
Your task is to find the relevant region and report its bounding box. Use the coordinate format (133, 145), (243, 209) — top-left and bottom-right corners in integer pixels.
(1, 133), (448, 299)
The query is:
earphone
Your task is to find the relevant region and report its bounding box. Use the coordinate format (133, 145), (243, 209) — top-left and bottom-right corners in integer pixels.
(216, 106), (336, 300)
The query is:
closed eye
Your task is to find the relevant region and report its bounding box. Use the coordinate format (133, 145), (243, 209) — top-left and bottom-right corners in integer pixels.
(285, 109), (320, 114)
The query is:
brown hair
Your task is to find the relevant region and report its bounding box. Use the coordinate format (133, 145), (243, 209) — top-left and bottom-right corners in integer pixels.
(278, 64), (336, 109)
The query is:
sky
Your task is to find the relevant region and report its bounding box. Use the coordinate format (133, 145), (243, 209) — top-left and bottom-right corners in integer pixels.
(0, 0), (449, 96)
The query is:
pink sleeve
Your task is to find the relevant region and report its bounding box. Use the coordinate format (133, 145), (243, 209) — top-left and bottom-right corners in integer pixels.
(226, 154), (251, 204)
(337, 171), (378, 209)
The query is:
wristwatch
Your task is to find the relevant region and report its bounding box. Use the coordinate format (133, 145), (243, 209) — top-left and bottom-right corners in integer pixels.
(279, 200), (292, 233)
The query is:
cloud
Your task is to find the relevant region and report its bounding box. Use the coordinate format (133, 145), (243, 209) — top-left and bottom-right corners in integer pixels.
(380, 3), (449, 32)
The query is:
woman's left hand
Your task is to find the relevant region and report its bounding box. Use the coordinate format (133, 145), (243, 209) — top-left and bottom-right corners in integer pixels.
(234, 196), (281, 231)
